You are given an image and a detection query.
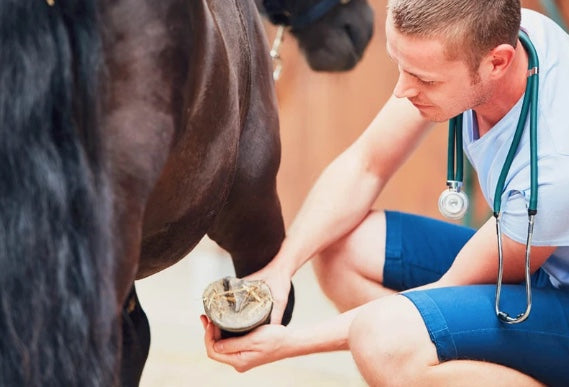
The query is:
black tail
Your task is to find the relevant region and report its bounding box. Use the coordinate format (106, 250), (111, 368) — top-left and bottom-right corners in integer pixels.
(0, 1), (118, 386)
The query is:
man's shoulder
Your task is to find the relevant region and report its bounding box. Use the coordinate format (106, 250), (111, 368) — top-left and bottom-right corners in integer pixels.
(521, 7), (569, 97)
(521, 8), (555, 28)
(521, 7), (567, 41)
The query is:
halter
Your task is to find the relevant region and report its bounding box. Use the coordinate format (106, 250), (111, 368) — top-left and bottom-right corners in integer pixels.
(265, 0), (351, 80)
(263, 0), (351, 30)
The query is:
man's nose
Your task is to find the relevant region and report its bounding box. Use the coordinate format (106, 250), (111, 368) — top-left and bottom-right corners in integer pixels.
(393, 72), (419, 99)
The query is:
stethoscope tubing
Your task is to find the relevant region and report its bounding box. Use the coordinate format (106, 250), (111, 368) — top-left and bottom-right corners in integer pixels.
(442, 31), (539, 324)
(447, 115), (463, 182)
(493, 31), (539, 216)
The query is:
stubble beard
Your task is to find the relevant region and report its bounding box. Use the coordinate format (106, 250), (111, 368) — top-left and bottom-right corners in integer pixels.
(422, 72), (490, 122)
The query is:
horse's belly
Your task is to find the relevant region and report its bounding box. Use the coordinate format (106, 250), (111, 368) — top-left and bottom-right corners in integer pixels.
(137, 143), (239, 277)
(137, 213), (215, 278)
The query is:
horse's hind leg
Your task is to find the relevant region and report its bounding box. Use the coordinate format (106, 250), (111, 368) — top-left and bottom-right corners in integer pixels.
(207, 107), (295, 325)
(209, 151), (284, 277)
(207, 0), (294, 325)
(207, 160), (295, 326)
(206, 116), (285, 275)
(120, 286), (151, 387)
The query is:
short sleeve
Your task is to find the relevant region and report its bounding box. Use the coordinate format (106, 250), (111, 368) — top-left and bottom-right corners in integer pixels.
(500, 156), (569, 246)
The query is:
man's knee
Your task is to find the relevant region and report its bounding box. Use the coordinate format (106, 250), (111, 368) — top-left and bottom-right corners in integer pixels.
(349, 296), (410, 364)
(348, 295), (438, 384)
(312, 237), (351, 298)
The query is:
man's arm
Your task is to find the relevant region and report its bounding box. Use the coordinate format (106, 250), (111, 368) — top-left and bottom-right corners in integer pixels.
(432, 217), (555, 288)
(256, 95), (434, 322)
(271, 95), (433, 278)
(202, 219), (555, 373)
(201, 303), (364, 372)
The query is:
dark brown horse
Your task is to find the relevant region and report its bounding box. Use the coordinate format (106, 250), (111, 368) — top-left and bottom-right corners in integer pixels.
(0, 0), (373, 386)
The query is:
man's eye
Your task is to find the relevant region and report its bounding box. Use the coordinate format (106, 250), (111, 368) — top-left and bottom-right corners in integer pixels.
(419, 79), (436, 85)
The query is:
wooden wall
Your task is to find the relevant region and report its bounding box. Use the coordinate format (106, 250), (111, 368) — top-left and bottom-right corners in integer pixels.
(268, 0), (564, 227)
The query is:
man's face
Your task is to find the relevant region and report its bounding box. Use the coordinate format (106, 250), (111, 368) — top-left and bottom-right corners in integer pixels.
(385, 16), (491, 122)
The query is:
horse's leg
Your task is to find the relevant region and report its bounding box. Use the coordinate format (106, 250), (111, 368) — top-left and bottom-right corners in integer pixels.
(110, 203), (152, 386)
(109, 170), (167, 385)
(207, 133), (296, 326)
(207, 5), (294, 324)
(120, 286), (151, 387)
(207, 120), (284, 277)
(101, 1), (183, 376)
(207, 154), (285, 277)
(106, 173), (156, 386)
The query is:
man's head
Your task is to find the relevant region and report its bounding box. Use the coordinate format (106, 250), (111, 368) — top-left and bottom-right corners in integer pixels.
(386, 0), (522, 122)
(388, 0), (521, 74)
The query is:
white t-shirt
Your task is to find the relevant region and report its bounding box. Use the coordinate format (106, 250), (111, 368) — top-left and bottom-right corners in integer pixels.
(463, 9), (569, 288)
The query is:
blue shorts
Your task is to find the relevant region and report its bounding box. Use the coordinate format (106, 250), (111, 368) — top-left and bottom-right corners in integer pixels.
(383, 211), (569, 386)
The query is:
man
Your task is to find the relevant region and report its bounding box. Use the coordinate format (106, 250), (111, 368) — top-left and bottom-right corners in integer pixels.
(202, 0), (569, 384)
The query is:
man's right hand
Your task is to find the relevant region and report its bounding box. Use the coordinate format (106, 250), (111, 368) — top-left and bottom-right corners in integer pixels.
(243, 262), (292, 325)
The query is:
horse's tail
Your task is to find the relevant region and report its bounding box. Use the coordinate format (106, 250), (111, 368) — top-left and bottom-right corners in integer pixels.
(0, 1), (118, 386)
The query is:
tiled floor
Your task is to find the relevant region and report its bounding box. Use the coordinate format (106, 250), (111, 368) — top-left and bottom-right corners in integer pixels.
(136, 238), (367, 387)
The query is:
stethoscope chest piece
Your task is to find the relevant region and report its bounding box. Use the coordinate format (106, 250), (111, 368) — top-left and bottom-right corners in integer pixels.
(438, 181), (469, 220)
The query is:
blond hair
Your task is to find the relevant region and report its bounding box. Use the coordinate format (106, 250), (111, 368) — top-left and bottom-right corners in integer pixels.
(387, 0), (521, 73)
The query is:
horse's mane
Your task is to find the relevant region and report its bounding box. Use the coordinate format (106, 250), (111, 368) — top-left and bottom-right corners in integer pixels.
(0, 1), (118, 385)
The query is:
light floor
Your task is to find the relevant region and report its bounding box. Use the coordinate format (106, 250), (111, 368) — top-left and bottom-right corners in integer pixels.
(136, 238), (367, 387)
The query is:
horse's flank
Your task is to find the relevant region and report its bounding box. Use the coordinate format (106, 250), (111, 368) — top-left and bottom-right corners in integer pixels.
(101, 0), (284, 282)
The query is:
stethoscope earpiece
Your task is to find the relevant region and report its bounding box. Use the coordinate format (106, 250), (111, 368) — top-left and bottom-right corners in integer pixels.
(438, 186), (469, 220)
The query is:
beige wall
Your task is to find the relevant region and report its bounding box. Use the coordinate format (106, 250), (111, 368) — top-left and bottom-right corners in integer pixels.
(269, 0), (561, 227)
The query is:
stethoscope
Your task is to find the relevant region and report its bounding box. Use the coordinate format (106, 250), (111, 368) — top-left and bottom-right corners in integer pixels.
(438, 31), (539, 324)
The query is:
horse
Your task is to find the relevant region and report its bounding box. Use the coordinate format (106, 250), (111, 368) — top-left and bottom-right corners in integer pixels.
(0, 0), (373, 386)
(258, 0), (374, 71)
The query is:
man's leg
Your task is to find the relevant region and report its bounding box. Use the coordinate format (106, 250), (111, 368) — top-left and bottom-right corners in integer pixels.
(312, 210), (394, 311)
(312, 210), (475, 312)
(348, 294), (544, 386)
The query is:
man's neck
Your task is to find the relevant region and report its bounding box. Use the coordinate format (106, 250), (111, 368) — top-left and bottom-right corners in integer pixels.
(474, 40), (530, 136)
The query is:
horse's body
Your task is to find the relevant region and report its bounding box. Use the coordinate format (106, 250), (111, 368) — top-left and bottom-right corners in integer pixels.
(0, 0), (372, 385)
(103, 0), (283, 288)
(103, 1), (286, 384)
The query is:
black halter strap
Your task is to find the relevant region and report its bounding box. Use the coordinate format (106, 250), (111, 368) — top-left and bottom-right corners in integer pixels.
(263, 0), (344, 30)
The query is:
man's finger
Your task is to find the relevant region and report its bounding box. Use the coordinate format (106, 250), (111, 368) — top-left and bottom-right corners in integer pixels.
(200, 314), (208, 330)
(202, 320), (255, 371)
(203, 318), (216, 350)
(203, 317), (240, 354)
(270, 302), (284, 325)
(213, 334), (257, 354)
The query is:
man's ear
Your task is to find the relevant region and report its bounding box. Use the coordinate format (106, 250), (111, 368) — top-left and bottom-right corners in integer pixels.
(483, 43), (517, 79)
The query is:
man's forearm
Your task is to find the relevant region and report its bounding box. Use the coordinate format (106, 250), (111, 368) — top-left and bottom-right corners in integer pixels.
(283, 306), (364, 358)
(271, 148), (383, 277)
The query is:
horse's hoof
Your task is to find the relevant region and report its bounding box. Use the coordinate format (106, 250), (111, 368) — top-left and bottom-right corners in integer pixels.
(203, 276), (273, 336)
(281, 281), (295, 326)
